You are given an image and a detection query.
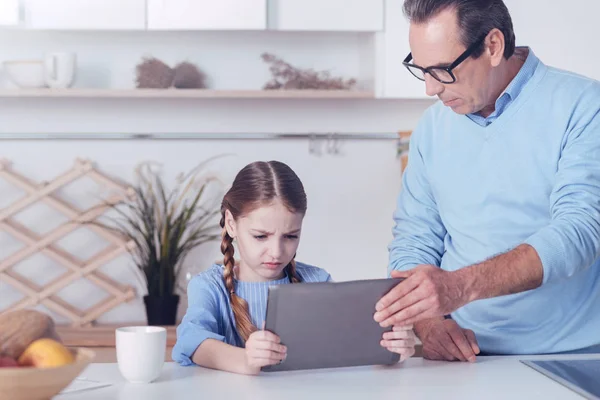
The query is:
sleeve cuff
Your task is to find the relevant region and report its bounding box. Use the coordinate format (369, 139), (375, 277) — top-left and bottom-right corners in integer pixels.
(524, 230), (566, 285)
(172, 331), (225, 366)
(387, 260), (421, 277)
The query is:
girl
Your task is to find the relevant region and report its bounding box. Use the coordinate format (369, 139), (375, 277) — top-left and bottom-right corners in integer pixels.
(172, 160), (416, 375)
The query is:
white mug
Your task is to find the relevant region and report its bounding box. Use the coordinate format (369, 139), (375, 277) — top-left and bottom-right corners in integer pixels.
(44, 52), (76, 88)
(115, 326), (166, 384)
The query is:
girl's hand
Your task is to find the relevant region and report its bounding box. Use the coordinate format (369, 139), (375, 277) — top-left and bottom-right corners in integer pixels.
(244, 329), (287, 374)
(380, 325), (417, 362)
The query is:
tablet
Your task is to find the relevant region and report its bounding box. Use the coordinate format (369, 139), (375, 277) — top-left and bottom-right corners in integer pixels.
(521, 359), (600, 399)
(261, 277), (403, 372)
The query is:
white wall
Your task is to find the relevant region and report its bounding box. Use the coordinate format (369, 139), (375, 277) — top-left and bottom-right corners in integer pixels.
(0, 30), (434, 324)
(504, 0), (600, 82)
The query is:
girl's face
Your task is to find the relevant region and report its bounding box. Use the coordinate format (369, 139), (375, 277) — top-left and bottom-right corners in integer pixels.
(225, 200), (304, 282)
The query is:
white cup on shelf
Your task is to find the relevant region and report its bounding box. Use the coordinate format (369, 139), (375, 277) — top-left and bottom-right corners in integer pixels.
(115, 326), (167, 384)
(44, 52), (76, 88)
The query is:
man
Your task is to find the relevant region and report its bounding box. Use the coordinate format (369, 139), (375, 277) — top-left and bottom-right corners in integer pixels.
(373, 0), (600, 362)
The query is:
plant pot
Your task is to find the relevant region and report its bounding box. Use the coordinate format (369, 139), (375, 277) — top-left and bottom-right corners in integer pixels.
(143, 295), (180, 326)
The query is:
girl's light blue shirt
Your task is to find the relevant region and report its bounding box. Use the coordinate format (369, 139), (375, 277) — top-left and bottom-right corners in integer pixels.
(172, 262), (332, 366)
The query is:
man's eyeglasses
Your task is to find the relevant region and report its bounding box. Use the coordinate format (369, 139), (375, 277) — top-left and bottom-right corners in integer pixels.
(403, 33), (488, 84)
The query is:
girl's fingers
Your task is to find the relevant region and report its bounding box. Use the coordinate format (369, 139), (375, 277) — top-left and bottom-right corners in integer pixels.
(249, 356), (284, 368)
(393, 325), (414, 331)
(380, 338), (416, 348)
(383, 344), (416, 361)
(252, 330), (281, 343)
(383, 330), (414, 340)
(251, 340), (287, 354)
(248, 349), (286, 362)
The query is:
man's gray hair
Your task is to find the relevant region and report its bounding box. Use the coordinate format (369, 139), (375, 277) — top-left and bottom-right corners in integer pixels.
(403, 0), (516, 59)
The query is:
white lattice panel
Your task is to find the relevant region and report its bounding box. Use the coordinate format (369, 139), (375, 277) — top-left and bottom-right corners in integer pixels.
(0, 158), (137, 327)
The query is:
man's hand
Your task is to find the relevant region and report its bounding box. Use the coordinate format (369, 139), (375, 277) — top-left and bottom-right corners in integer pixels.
(416, 318), (480, 362)
(374, 266), (470, 327)
(244, 330), (287, 374)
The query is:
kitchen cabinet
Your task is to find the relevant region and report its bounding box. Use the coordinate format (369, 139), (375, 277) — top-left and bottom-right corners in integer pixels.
(268, 0), (384, 31)
(0, 0), (19, 26)
(147, 0), (267, 30)
(17, 0), (387, 32)
(24, 0), (146, 30)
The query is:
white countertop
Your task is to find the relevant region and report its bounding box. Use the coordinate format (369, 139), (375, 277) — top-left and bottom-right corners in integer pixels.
(56, 354), (600, 400)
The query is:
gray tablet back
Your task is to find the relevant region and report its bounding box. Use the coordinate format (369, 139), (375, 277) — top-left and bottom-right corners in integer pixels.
(262, 277), (403, 372)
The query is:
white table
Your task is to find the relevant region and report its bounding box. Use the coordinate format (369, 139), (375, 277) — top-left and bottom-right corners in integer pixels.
(56, 354), (599, 400)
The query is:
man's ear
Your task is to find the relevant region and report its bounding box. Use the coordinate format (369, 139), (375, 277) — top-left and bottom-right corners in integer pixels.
(224, 209), (237, 239)
(487, 28), (505, 67)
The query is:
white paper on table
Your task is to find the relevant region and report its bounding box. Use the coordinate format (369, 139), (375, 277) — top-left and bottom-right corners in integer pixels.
(0, 0), (19, 25)
(60, 378), (112, 395)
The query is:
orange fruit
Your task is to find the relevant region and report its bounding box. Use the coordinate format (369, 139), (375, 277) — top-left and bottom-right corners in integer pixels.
(17, 338), (74, 368)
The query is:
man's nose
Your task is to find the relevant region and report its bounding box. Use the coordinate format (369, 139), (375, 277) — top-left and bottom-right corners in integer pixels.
(425, 74), (444, 97)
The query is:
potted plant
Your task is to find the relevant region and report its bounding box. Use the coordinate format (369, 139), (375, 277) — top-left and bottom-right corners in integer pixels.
(99, 161), (222, 326)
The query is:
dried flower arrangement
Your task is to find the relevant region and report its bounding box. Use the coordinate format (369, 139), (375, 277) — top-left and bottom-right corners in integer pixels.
(136, 57), (208, 89)
(261, 52), (357, 90)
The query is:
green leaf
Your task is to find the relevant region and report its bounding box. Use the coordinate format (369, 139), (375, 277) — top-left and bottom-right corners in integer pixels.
(86, 158), (227, 297)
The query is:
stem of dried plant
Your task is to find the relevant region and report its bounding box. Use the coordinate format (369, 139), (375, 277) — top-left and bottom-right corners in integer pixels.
(261, 52), (357, 90)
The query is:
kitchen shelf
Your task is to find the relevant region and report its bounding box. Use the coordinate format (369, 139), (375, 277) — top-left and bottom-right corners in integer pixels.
(0, 88), (375, 99)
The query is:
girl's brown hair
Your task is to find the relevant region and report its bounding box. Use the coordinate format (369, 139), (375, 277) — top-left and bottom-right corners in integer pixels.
(220, 161), (306, 342)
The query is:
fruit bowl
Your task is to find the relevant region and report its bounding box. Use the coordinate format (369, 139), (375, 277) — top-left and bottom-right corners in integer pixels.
(0, 348), (95, 400)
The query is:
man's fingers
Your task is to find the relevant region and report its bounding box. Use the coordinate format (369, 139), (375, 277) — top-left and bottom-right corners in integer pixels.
(423, 347), (446, 361)
(391, 270), (412, 279)
(380, 298), (432, 327)
(464, 329), (480, 354)
(374, 289), (422, 323)
(447, 327), (476, 362)
(375, 275), (419, 312)
(423, 335), (458, 361)
(437, 334), (465, 361)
